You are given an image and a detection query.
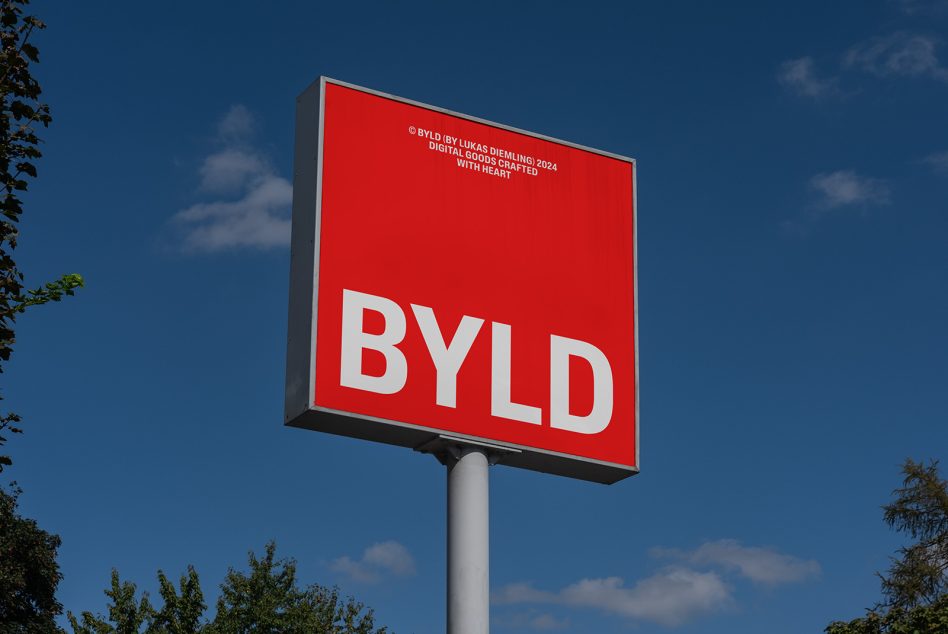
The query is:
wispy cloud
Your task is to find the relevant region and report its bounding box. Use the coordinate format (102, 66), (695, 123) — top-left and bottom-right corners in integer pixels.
(528, 613), (569, 630)
(651, 539), (821, 585)
(216, 104), (255, 143)
(172, 105), (292, 252)
(330, 540), (416, 584)
(199, 149), (269, 195)
(493, 569), (732, 627)
(782, 31), (948, 101)
(494, 583), (557, 605)
(922, 151), (948, 173)
(892, 0), (948, 15)
(494, 540), (820, 627)
(495, 611), (570, 631)
(782, 170), (890, 235)
(809, 170), (890, 209)
(844, 32), (948, 81)
(778, 57), (840, 98)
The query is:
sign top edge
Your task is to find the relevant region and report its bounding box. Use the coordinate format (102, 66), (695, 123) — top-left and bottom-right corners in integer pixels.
(313, 76), (637, 166)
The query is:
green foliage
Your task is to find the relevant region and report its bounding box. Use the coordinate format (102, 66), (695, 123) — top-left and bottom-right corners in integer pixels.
(0, 2), (70, 629)
(825, 594), (948, 634)
(825, 459), (948, 633)
(151, 568), (205, 634)
(0, 0), (83, 473)
(0, 484), (63, 632)
(68, 570), (154, 634)
(67, 567), (207, 634)
(15, 274), (84, 313)
(880, 459), (948, 611)
(209, 542), (386, 634)
(68, 542), (389, 634)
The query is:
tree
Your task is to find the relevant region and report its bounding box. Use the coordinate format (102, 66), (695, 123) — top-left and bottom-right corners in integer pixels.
(825, 459), (948, 633)
(1, 1), (81, 631)
(151, 567), (205, 634)
(68, 569), (157, 634)
(0, 484), (62, 633)
(0, 0), (83, 473)
(209, 542), (386, 634)
(825, 594), (948, 634)
(879, 458), (948, 610)
(68, 542), (390, 634)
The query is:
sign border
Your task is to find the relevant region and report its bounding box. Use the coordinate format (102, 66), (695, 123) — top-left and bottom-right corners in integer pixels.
(284, 77), (639, 484)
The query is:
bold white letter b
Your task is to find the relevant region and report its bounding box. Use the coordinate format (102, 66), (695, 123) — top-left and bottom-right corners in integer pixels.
(340, 289), (407, 395)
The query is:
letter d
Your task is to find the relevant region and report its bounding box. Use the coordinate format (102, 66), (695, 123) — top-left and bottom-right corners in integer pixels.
(549, 335), (613, 434)
(340, 289), (407, 395)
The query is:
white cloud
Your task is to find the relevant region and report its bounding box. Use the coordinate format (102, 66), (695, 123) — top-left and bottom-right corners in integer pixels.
(782, 170), (889, 233)
(528, 613), (569, 630)
(922, 151), (948, 173)
(778, 57), (839, 98)
(217, 104), (255, 143)
(493, 569), (731, 627)
(493, 582), (558, 605)
(362, 540), (416, 575)
(174, 176), (292, 251)
(199, 149), (269, 195)
(331, 540), (416, 584)
(893, 0), (948, 15)
(495, 541), (821, 627)
(494, 611), (570, 631)
(652, 539), (821, 585)
(809, 170), (890, 209)
(844, 32), (948, 81)
(172, 105), (292, 252)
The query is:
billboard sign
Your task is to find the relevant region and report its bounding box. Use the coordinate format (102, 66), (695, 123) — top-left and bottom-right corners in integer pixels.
(285, 78), (638, 484)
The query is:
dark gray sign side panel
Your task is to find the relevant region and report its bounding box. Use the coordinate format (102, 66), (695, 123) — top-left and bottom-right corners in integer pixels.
(284, 80), (322, 423)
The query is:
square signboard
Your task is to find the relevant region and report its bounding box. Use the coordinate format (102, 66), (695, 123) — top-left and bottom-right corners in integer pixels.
(285, 78), (638, 484)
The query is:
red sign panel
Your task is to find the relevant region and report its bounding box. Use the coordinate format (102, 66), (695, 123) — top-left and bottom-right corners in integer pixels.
(285, 78), (638, 483)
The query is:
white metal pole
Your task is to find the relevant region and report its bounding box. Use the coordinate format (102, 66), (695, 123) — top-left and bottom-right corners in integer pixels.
(447, 446), (490, 634)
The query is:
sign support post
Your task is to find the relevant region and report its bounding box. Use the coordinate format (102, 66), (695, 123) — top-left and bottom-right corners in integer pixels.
(417, 435), (520, 634)
(447, 446), (489, 634)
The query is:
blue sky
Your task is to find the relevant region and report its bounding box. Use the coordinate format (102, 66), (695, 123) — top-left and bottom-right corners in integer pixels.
(6, 0), (948, 632)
